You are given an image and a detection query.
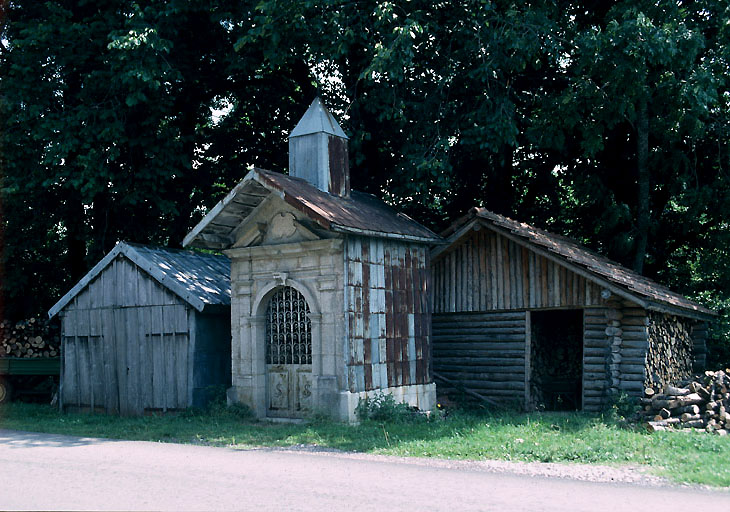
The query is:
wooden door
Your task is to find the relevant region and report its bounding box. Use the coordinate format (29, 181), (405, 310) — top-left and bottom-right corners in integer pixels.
(265, 287), (313, 418)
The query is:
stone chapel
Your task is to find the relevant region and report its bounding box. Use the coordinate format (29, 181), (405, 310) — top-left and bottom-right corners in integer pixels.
(183, 98), (441, 421)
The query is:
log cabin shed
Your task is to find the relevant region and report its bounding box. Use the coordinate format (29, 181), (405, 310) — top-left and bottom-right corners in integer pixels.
(183, 98), (441, 422)
(48, 242), (231, 415)
(431, 208), (716, 411)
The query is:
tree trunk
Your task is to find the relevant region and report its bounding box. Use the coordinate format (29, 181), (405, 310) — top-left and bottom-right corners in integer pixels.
(633, 94), (650, 274)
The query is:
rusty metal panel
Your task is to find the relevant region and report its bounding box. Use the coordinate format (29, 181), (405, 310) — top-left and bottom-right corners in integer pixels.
(345, 236), (433, 392)
(327, 135), (350, 197)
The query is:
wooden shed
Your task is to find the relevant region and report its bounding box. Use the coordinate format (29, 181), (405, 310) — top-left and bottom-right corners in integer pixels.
(48, 242), (231, 415)
(431, 208), (716, 411)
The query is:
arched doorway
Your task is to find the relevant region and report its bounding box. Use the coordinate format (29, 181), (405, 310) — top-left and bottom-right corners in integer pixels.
(265, 286), (313, 417)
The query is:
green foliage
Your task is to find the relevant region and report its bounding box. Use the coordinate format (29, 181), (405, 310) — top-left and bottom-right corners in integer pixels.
(182, 385), (253, 420)
(354, 393), (427, 424)
(1, 0), (730, 360)
(605, 391), (641, 423)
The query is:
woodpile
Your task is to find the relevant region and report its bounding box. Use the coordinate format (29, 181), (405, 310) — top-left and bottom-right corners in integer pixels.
(642, 369), (730, 434)
(644, 313), (693, 390)
(0, 318), (60, 358)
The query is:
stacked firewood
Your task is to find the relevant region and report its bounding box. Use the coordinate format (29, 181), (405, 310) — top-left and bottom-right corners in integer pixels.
(644, 313), (694, 391)
(642, 370), (730, 434)
(0, 318), (60, 358)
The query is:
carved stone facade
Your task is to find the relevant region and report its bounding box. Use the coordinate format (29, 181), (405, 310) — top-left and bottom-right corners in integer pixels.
(224, 198), (435, 421)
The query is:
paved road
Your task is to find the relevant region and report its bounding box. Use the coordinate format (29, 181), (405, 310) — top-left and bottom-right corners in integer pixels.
(0, 429), (727, 511)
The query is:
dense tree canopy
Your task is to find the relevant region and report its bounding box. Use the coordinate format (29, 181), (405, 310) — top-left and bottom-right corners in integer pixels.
(2, 1), (729, 361)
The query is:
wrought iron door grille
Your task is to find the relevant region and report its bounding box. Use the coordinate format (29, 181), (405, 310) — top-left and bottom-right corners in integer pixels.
(265, 287), (312, 365)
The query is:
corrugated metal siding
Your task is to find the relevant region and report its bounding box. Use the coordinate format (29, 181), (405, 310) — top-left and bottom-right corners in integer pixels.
(433, 229), (604, 313)
(345, 237), (431, 393)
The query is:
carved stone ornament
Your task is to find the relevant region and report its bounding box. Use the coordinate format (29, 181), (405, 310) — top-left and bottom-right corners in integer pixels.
(268, 212), (297, 240)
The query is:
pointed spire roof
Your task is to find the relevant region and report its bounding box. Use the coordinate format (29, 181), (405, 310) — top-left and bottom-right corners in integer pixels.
(289, 97), (348, 139)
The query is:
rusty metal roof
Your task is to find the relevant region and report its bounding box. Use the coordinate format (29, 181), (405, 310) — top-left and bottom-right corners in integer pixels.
(48, 242), (230, 317)
(183, 168), (442, 249)
(440, 208), (716, 319)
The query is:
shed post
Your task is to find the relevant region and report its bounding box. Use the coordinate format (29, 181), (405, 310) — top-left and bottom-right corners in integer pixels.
(187, 309), (196, 407)
(524, 310), (531, 411)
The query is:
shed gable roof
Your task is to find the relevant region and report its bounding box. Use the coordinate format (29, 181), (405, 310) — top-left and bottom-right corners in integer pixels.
(48, 242), (230, 317)
(182, 168), (442, 249)
(438, 208), (716, 320)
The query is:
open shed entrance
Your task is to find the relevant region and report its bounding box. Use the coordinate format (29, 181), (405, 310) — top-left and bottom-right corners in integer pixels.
(530, 310), (583, 411)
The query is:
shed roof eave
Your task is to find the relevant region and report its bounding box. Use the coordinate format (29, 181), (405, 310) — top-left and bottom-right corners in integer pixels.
(435, 211), (716, 320)
(47, 243), (127, 318)
(644, 300), (717, 322)
(182, 169), (261, 249)
(330, 223), (443, 244)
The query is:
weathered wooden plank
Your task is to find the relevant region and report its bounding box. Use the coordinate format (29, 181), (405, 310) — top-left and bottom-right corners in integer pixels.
(89, 335), (103, 411)
(584, 338), (609, 349)
(451, 379), (525, 391)
(493, 234), (502, 310)
(100, 309), (117, 413)
(433, 348), (526, 358)
(123, 308), (139, 415)
(434, 363), (526, 373)
(138, 308), (152, 410)
(76, 336), (90, 406)
(432, 326), (526, 335)
(114, 308), (129, 414)
(63, 337), (78, 407)
(434, 356), (526, 365)
(480, 231), (488, 311)
(524, 310), (531, 411)
(521, 247), (529, 310)
(467, 237), (474, 312)
(164, 313), (177, 409)
(152, 335), (164, 409)
(176, 333), (188, 409)
(433, 311), (526, 321)
(432, 336), (528, 344)
(507, 239), (516, 308)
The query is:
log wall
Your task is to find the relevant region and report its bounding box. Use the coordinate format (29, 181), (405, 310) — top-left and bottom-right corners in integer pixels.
(583, 307), (610, 411)
(432, 228), (604, 314)
(432, 311), (526, 406)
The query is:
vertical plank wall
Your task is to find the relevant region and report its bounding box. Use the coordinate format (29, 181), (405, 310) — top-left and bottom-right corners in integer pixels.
(432, 228), (605, 313)
(345, 236), (431, 393)
(61, 256), (190, 414)
(432, 227), (616, 411)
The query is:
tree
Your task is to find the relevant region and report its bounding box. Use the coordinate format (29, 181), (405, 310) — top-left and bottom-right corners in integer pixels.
(0, 0), (310, 318)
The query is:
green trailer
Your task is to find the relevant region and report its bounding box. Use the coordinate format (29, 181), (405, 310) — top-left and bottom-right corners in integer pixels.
(0, 357), (61, 404)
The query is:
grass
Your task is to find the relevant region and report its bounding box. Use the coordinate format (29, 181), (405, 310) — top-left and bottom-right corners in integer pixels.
(1, 402), (729, 487)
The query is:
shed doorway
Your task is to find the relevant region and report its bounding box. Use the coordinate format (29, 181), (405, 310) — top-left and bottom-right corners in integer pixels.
(265, 286), (313, 418)
(529, 310), (583, 411)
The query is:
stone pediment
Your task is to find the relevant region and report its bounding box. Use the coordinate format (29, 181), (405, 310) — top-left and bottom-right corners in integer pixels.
(232, 198), (323, 248)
